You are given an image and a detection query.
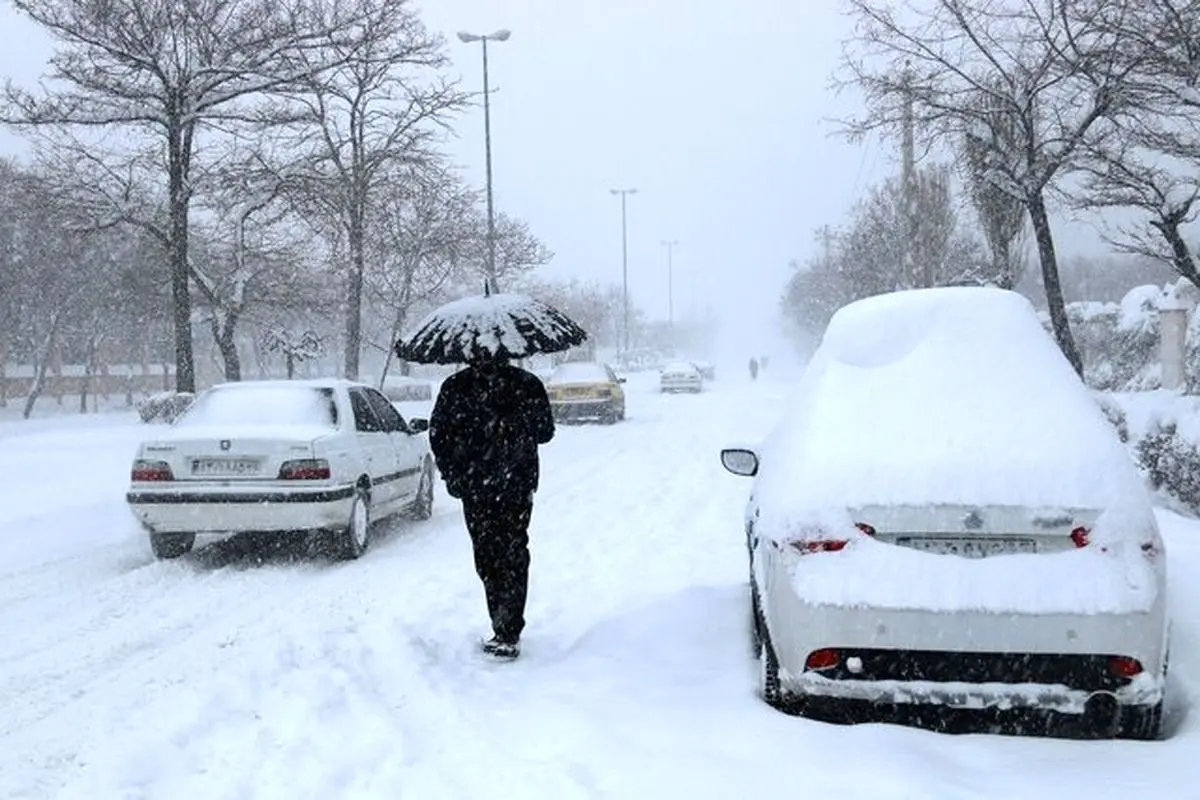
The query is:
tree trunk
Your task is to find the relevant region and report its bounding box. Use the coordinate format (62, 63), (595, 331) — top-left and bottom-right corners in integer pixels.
(79, 336), (98, 414)
(0, 332), (7, 409)
(23, 315), (60, 420)
(168, 118), (196, 393)
(1155, 219), (1200, 288)
(211, 311), (243, 382)
(286, 352), (296, 379)
(343, 206), (366, 380)
(53, 346), (64, 407)
(1026, 190), (1083, 377)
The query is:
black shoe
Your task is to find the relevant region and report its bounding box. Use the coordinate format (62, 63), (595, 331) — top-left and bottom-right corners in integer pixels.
(481, 636), (520, 659)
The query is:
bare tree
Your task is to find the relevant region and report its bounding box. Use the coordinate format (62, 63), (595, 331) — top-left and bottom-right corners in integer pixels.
(1074, 1), (1200, 288)
(837, 0), (1143, 376)
(279, 0), (467, 379)
(962, 83), (1028, 289)
(2, 0), (374, 392)
(263, 326), (325, 378)
(366, 162), (476, 380)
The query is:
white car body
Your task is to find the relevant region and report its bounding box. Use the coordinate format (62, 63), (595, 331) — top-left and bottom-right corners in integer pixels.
(660, 361), (703, 393)
(720, 287), (1169, 739)
(127, 379), (434, 559)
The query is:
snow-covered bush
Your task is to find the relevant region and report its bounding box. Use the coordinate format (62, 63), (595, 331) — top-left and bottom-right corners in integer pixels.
(136, 391), (195, 423)
(1093, 392), (1130, 443)
(1135, 420), (1200, 515)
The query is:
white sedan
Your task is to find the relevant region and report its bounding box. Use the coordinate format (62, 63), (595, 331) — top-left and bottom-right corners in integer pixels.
(660, 361), (703, 393)
(127, 379), (435, 560)
(721, 287), (1169, 739)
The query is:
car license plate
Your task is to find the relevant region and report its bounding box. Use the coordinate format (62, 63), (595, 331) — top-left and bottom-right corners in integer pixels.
(192, 457), (261, 476)
(895, 536), (1036, 558)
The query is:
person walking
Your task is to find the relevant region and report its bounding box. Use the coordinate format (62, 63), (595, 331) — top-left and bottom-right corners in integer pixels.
(428, 354), (555, 660)
(749, 357), (760, 381)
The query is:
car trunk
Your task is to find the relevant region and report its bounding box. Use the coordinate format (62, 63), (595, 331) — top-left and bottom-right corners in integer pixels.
(141, 425), (332, 483)
(849, 504), (1103, 558)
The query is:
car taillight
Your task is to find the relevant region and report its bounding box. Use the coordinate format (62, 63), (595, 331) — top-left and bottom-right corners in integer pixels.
(789, 539), (848, 554)
(1070, 526), (1090, 548)
(856, 522), (877, 537)
(1108, 656), (1144, 679)
(278, 459), (331, 480)
(131, 459), (174, 481)
(806, 648), (841, 671)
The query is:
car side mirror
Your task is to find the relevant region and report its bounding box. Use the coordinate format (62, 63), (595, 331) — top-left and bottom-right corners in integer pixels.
(408, 417), (430, 434)
(618, 377), (627, 384)
(720, 448), (759, 477)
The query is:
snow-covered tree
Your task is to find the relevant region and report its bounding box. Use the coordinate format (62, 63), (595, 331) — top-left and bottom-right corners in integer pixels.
(2, 0), (376, 392)
(837, 0), (1145, 376)
(263, 327), (325, 379)
(276, 0), (467, 380)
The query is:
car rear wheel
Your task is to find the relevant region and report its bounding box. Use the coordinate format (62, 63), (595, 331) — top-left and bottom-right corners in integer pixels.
(754, 596), (784, 708)
(150, 532), (195, 560)
(339, 487), (371, 560)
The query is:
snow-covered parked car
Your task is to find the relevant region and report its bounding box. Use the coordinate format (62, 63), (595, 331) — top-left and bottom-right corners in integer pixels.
(720, 287), (1169, 739)
(660, 361), (703, 393)
(127, 379), (435, 561)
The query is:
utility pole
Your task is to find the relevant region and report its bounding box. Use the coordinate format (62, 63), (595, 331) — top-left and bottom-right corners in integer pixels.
(900, 61), (921, 289)
(458, 29), (511, 292)
(661, 240), (678, 330)
(610, 188), (637, 355)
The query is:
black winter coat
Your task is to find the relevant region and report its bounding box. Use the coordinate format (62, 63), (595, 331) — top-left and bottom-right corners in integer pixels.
(429, 363), (555, 501)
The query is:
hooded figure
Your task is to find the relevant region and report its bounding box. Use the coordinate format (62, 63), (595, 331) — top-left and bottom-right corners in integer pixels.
(428, 355), (555, 659)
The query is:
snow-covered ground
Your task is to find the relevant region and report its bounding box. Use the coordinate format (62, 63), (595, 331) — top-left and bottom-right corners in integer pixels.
(0, 370), (1196, 799)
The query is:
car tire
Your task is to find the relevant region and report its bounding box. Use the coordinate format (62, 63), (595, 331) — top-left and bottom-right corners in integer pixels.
(749, 581), (764, 657)
(1116, 701), (1164, 740)
(150, 532), (195, 560)
(755, 598), (784, 709)
(408, 461), (434, 521)
(339, 486), (371, 560)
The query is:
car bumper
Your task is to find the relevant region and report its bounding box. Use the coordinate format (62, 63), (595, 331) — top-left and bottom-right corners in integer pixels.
(661, 380), (701, 391)
(551, 399), (615, 418)
(763, 568), (1169, 715)
(127, 484), (357, 534)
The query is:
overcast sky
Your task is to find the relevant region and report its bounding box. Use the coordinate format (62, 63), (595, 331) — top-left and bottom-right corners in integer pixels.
(0, 0), (1109, 363)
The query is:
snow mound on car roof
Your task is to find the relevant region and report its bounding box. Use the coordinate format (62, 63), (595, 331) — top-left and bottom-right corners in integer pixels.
(756, 287), (1151, 521)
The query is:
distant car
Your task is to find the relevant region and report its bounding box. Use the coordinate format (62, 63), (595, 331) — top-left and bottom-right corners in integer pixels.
(660, 361), (703, 393)
(692, 361), (716, 381)
(545, 361), (626, 424)
(721, 287), (1168, 740)
(126, 379), (435, 561)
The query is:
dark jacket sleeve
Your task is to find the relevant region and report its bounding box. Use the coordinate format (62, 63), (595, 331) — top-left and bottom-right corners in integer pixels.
(524, 370), (555, 445)
(428, 374), (461, 477)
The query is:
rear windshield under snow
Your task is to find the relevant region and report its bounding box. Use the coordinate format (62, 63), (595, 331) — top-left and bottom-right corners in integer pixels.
(549, 363), (608, 384)
(176, 386), (339, 428)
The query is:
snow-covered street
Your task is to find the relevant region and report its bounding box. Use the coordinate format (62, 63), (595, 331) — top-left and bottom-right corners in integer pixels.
(1, 371), (1197, 799)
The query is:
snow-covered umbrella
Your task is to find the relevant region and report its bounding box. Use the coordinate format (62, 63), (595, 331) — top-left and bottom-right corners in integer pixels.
(394, 289), (588, 364)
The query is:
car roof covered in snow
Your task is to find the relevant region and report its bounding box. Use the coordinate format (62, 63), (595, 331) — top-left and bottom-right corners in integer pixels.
(755, 287), (1151, 521)
(205, 378), (368, 393)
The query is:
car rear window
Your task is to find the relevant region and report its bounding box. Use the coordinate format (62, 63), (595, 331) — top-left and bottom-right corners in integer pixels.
(549, 363), (608, 384)
(175, 386), (339, 427)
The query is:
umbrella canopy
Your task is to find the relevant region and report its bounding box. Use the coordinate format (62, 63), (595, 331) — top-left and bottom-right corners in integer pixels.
(395, 292), (589, 364)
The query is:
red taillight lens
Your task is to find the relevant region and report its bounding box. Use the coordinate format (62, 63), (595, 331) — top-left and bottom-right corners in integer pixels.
(1108, 656), (1144, 679)
(789, 539), (848, 554)
(131, 459), (173, 481)
(856, 522), (877, 537)
(1070, 526), (1090, 548)
(805, 648), (841, 671)
(278, 459), (331, 480)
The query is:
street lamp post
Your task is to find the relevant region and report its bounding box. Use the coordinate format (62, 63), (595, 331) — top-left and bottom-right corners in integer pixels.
(661, 239), (679, 330)
(610, 187), (637, 356)
(457, 28), (511, 292)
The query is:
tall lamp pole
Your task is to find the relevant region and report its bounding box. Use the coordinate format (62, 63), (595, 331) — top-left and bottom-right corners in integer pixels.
(610, 187), (637, 355)
(458, 28), (511, 292)
(661, 239), (679, 331)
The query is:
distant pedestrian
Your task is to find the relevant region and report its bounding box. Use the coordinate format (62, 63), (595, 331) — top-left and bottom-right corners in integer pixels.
(429, 353), (555, 660)
(749, 357), (759, 381)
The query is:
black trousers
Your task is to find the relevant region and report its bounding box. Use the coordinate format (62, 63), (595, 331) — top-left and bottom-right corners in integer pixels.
(461, 493), (534, 643)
